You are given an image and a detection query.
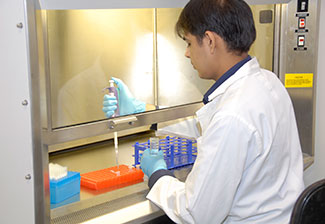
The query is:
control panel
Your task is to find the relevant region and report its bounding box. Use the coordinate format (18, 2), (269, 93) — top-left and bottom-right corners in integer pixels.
(295, 0), (309, 51)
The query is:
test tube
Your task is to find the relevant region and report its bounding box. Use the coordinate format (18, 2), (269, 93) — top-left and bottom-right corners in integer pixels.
(150, 137), (159, 155)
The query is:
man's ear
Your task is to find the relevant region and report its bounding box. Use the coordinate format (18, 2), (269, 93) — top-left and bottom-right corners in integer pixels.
(204, 31), (222, 54)
(204, 31), (216, 54)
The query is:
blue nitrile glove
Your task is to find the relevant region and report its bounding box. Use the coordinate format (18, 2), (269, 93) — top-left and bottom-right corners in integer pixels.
(112, 77), (146, 116)
(140, 149), (167, 178)
(102, 95), (118, 118)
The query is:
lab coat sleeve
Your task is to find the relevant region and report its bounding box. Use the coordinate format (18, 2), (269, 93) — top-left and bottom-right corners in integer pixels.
(147, 113), (260, 224)
(148, 169), (175, 189)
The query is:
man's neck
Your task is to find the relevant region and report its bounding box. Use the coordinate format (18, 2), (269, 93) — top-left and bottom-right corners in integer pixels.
(214, 52), (249, 81)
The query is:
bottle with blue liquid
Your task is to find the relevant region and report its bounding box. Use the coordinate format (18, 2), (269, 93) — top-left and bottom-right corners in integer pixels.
(108, 79), (120, 117)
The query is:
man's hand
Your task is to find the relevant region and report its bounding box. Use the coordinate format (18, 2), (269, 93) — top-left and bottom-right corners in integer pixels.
(102, 94), (118, 118)
(112, 77), (146, 116)
(140, 149), (167, 178)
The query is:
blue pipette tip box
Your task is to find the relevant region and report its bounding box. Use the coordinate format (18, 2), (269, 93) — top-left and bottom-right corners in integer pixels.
(50, 171), (80, 204)
(50, 193), (80, 209)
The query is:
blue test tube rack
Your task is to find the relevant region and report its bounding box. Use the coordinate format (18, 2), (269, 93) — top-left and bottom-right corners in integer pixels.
(133, 136), (197, 169)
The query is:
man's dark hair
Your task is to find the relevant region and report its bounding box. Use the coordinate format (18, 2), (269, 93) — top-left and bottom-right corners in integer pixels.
(176, 0), (256, 54)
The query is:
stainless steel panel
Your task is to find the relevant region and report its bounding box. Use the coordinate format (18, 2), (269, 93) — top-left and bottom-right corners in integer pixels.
(246, 0), (291, 4)
(278, 0), (319, 157)
(36, 10), (50, 130)
(26, 1), (50, 223)
(273, 4), (282, 75)
(37, 0), (291, 10)
(39, 0), (190, 10)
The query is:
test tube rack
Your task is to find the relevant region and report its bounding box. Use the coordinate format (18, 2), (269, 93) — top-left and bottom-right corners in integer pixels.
(133, 136), (197, 169)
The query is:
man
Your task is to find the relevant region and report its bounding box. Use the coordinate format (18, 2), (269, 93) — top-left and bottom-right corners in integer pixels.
(140, 0), (304, 223)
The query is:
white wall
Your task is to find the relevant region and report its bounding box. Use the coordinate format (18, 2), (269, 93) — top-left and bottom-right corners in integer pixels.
(0, 0), (36, 223)
(303, 0), (325, 187)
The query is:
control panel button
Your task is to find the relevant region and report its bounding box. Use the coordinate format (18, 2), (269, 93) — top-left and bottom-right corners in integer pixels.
(298, 17), (306, 29)
(301, 2), (306, 11)
(297, 0), (309, 12)
(297, 35), (305, 47)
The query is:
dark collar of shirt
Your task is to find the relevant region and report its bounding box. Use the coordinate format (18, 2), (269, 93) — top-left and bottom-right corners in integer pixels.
(203, 55), (252, 104)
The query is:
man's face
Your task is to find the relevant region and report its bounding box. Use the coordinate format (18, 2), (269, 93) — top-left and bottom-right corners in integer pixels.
(183, 33), (214, 80)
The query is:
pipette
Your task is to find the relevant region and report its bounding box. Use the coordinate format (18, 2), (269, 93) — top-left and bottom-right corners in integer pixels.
(114, 131), (119, 169)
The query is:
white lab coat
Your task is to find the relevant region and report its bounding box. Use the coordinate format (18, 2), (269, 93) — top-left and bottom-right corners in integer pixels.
(147, 57), (304, 224)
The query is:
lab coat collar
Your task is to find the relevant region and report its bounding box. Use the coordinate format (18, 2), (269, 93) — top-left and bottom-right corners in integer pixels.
(196, 57), (261, 131)
(203, 55), (252, 104)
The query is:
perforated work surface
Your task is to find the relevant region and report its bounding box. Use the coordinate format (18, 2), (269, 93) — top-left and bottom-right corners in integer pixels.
(51, 201), (115, 224)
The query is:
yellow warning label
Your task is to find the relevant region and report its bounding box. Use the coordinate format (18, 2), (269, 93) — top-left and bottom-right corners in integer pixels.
(285, 73), (313, 88)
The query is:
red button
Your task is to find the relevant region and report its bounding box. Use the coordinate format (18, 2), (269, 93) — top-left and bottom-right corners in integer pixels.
(298, 36), (305, 47)
(299, 17), (306, 29)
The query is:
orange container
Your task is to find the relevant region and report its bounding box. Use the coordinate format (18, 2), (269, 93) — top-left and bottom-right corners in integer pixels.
(81, 165), (144, 190)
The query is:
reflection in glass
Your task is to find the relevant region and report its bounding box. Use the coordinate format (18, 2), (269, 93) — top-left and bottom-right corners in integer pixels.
(44, 9), (154, 128)
(156, 6), (275, 107)
(38, 6), (275, 129)
(157, 8), (214, 107)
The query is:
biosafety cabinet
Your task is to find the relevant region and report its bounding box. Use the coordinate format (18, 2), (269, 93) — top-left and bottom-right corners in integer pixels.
(0, 0), (320, 223)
